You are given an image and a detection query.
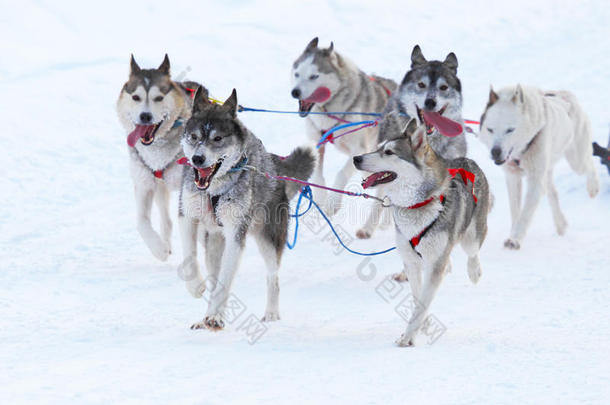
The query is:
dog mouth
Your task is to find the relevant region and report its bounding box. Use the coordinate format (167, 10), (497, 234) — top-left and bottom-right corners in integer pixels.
(193, 159), (223, 190)
(415, 104), (463, 137)
(362, 171), (397, 189)
(416, 104), (447, 135)
(127, 120), (164, 147)
(297, 86), (332, 117)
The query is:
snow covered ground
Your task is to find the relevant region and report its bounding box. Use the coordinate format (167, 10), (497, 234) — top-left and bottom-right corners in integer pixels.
(1, 0), (609, 403)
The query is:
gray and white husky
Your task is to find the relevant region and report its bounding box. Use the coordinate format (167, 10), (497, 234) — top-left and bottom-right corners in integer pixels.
(178, 88), (315, 329)
(117, 54), (200, 261)
(291, 37), (397, 238)
(383, 45), (467, 159)
(354, 116), (490, 346)
(478, 85), (599, 249)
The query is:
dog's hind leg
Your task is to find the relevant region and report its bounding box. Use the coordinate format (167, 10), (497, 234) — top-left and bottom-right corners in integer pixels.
(565, 136), (599, 198)
(324, 157), (356, 216)
(460, 224), (483, 284)
(178, 215), (205, 299)
(505, 170), (522, 238)
(135, 185), (170, 261)
(154, 182), (172, 254)
(546, 170), (568, 236)
(255, 235), (282, 322)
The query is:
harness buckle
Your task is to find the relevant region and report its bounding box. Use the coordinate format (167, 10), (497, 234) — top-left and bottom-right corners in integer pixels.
(381, 196), (392, 208)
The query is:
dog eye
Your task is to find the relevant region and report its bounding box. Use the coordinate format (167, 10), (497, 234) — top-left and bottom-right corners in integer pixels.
(487, 128), (494, 134)
(154, 96), (163, 102)
(506, 128), (515, 134)
(132, 95), (141, 102)
(418, 82), (426, 89)
(384, 150), (394, 155)
(189, 133), (199, 142)
(213, 136), (222, 142)
(439, 85), (448, 91)
(309, 74), (319, 80)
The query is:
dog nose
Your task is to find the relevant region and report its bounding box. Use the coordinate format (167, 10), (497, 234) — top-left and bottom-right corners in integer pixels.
(191, 155), (205, 167)
(291, 88), (301, 99)
(353, 155), (363, 166)
(140, 112), (153, 124)
(424, 98), (436, 110)
(491, 146), (502, 160)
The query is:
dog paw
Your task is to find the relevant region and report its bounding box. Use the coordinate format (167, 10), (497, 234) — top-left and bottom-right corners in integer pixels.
(190, 320), (207, 330)
(555, 217), (568, 236)
(185, 277), (206, 299)
(356, 229), (371, 239)
(150, 239), (171, 261)
(395, 334), (415, 347)
(262, 312), (280, 322)
(503, 239), (520, 250)
(204, 315), (225, 331)
(467, 258), (481, 284)
(392, 271), (409, 282)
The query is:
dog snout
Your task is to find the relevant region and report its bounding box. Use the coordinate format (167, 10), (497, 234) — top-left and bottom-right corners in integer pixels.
(424, 98), (436, 110)
(353, 155), (363, 168)
(140, 112), (153, 124)
(291, 88), (301, 99)
(491, 146), (503, 164)
(191, 155), (205, 167)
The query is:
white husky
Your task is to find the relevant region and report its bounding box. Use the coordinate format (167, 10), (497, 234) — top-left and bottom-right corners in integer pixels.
(478, 85), (599, 249)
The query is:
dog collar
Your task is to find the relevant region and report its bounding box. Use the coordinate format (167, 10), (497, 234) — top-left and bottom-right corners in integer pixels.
(228, 156), (249, 173)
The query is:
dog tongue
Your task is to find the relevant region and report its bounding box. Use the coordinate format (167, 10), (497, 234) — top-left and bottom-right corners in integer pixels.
(127, 125), (154, 147)
(197, 166), (214, 178)
(422, 111), (463, 138)
(362, 172), (385, 189)
(302, 86), (331, 103)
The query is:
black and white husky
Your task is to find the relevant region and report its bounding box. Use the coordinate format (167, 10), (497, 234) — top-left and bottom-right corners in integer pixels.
(116, 54), (200, 261)
(178, 88), (315, 330)
(354, 116), (490, 346)
(291, 37), (397, 238)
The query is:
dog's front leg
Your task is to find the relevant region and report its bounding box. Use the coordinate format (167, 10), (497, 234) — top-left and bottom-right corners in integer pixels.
(504, 170), (522, 237)
(201, 226), (246, 331)
(178, 215), (205, 299)
(324, 157), (356, 216)
(505, 175), (545, 250)
(135, 184), (170, 261)
(356, 197), (383, 239)
(154, 181), (172, 254)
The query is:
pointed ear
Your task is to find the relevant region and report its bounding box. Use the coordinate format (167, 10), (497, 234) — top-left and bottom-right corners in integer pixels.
(130, 54), (141, 75)
(305, 37), (319, 53)
(328, 41), (334, 53)
(512, 84), (525, 104)
(404, 118), (426, 152)
(402, 118), (418, 138)
(443, 52), (458, 73)
(192, 85), (210, 114)
(158, 54), (170, 75)
(411, 45), (427, 68)
(488, 86), (499, 105)
(223, 89), (238, 118)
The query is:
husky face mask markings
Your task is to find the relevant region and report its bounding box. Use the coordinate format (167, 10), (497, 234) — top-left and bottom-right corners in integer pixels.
(291, 38), (341, 117)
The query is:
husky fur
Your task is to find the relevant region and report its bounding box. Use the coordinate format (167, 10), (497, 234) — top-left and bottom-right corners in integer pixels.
(291, 37), (397, 239)
(478, 85), (599, 249)
(178, 88), (315, 330)
(116, 54), (201, 261)
(383, 45), (467, 160)
(353, 116), (490, 346)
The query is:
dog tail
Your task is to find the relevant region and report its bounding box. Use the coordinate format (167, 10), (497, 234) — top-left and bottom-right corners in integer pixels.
(273, 147), (315, 200)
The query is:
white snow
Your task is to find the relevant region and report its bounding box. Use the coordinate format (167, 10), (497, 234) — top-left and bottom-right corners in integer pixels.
(1, 0), (609, 404)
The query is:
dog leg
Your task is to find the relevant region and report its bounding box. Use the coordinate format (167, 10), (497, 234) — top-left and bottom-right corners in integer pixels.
(255, 236), (281, 322)
(178, 215), (205, 298)
(311, 143), (328, 208)
(505, 171), (522, 242)
(325, 157), (356, 216)
(505, 176), (545, 249)
(356, 200), (383, 239)
(135, 185), (170, 261)
(154, 181), (172, 255)
(203, 231), (224, 291)
(396, 254), (448, 347)
(546, 170), (567, 236)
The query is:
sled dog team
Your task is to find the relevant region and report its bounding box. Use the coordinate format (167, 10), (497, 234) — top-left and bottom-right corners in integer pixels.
(116, 38), (599, 346)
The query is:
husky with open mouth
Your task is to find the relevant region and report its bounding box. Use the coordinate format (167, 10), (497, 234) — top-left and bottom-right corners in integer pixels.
(354, 117), (490, 347)
(178, 88), (315, 330)
(383, 45), (467, 160)
(291, 37), (397, 238)
(116, 54), (202, 261)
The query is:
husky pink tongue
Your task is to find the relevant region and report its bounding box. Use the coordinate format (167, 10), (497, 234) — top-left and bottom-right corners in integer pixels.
(302, 86), (331, 103)
(127, 125), (154, 147)
(362, 172), (386, 189)
(422, 111), (463, 138)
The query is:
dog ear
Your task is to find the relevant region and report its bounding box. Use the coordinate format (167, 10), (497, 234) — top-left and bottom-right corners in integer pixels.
(411, 45), (427, 68)
(192, 85), (211, 114)
(223, 89), (238, 118)
(305, 37), (319, 53)
(158, 54), (170, 75)
(443, 52), (458, 73)
(328, 41), (334, 53)
(130, 54), (141, 75)
(488, 86), (499, 105)
(512, 84), (525, 105)
(403, 118), (426, 152)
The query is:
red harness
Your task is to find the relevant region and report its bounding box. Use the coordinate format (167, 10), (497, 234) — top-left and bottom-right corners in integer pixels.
(408, 168), (477, 250)
(369, 76), (392, 97)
